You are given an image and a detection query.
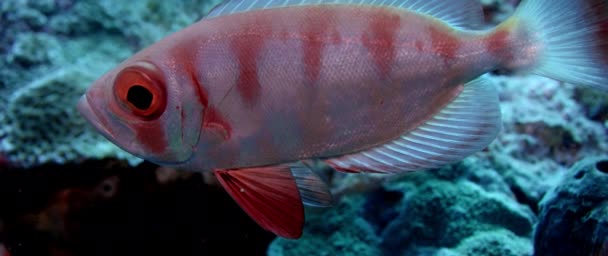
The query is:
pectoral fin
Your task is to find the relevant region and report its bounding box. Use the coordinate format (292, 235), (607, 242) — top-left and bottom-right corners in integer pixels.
(202, 107), (231, 140)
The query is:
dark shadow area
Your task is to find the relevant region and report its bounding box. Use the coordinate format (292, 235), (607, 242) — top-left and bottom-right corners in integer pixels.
(0, 159), (275, 256)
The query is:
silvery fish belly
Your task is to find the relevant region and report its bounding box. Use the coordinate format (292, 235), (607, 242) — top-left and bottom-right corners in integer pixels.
(77, 0), (608, 239)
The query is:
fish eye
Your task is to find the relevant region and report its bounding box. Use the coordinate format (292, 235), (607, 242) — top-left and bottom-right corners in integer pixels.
(113, 63), (166, 120)
(127, 85), (153, 110)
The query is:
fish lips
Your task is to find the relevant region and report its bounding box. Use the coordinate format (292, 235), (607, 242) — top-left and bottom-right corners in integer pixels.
(78, 95), (116, 142)
(78, 94), (141, 153)
(78, 94), (147, 159)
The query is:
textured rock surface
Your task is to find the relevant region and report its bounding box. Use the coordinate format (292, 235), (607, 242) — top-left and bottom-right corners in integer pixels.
(534, 158), (608, 256)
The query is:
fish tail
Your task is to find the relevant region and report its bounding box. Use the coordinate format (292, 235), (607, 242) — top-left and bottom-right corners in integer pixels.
(500, 0), (608, 91)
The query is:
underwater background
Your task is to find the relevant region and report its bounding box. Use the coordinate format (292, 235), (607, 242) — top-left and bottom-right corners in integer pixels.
(0, 0), (607, 255)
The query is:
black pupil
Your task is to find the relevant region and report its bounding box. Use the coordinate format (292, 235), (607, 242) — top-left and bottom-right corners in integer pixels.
(127, 85), (153, 110)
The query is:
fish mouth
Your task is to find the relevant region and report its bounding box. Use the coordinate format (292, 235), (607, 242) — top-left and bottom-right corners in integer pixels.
(77, 95), (115, 141)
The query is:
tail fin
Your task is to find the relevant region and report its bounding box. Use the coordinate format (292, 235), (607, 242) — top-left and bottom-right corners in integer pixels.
(508, 0), (608, 91)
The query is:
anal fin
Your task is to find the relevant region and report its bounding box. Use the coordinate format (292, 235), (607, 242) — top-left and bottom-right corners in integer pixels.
(325, 76), (501, 174)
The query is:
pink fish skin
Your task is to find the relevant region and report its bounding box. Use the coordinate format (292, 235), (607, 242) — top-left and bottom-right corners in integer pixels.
(78, 0), (608, 238)
(82, 6), (508, 167)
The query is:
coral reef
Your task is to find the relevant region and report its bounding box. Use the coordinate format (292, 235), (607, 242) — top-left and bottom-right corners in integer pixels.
(269, 158), (536, 256)
(534, 158), (608, 256)
(0, 0), (221, 167)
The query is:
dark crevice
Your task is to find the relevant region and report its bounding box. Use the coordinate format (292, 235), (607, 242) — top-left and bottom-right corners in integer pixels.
(596, 160), (608, 173)
(510, 185), (539, 214)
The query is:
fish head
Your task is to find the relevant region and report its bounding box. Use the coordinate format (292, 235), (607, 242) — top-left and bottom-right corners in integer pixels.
(78, 58), (204, 165)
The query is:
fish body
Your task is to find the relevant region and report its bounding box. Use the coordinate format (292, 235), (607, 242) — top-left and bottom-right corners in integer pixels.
(78, 0), (608, 238)
(174, 6), (509, 170)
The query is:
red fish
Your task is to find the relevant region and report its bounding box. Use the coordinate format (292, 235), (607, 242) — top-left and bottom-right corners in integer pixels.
(78, 0), (608, 238)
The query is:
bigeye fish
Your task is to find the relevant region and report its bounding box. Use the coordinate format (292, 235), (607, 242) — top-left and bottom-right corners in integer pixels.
(78, 0), (608, 238)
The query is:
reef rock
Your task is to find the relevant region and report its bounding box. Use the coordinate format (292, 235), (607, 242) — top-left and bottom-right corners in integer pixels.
(534, 157), (608, 256)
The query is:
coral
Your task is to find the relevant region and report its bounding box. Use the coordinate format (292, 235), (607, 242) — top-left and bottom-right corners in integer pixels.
(574, 88), (608, 124)
(380, 161), (535, 255)
(0, 0), (222, 167)
(495, 76), (607, 165)
(440, 229), (533, 256)
(268, 194), (382, 256)
(0, 67), (139, 166)
(487, 75), (608, 211)
(7, 32), (61, 66)
(534, 157), (608, 256)
(45, 1), (222, 48)
(269, 158), (536, 256)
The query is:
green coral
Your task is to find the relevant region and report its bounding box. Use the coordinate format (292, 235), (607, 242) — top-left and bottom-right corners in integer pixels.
(380, 162), (535, 255)
(441, 230), (533, 256)
(7, 32), (61, 66)
(0, 67), (138, 166)
(268, 195), (382, 256)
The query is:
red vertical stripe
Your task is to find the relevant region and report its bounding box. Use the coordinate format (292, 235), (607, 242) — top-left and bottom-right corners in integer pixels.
(301, 7), (339, 82)
(428, 25), (462, 61)
(230, 22), (267, 105)
(361, 9), (401, 78)
(484, 28), (513, 64)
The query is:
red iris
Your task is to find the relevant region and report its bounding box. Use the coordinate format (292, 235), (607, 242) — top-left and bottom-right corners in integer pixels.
(113, 65), (166, 120)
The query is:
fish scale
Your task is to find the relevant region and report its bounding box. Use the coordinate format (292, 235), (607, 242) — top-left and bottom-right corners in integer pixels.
(78, 0), (608, 238)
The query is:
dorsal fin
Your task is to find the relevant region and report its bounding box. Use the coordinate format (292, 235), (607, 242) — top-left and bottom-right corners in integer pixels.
(205, 0), (483, 29)
(325, 76), (501, 174)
